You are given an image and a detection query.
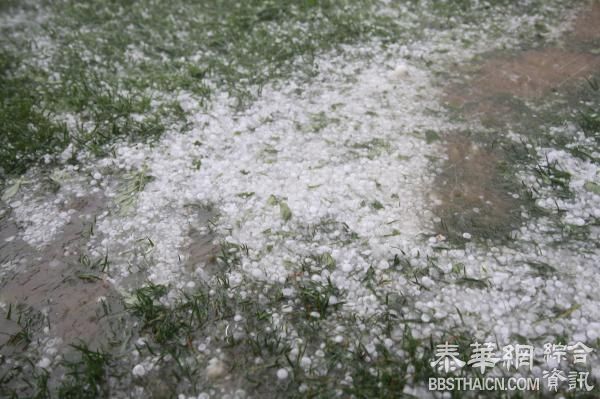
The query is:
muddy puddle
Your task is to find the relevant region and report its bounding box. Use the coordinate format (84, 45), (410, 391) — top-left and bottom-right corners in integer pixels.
(0, 194), (124, 354)
(182, 203), (220, 279)
(0, 190), (222, 356)
(434, 2), (600, 242)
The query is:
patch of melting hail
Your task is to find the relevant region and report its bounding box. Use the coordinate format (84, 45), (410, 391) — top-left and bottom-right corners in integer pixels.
(88, 45), (450, 318)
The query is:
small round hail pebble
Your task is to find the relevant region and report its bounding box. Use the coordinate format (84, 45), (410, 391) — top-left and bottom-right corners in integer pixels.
(570, 217), (586, 226)
(333, 335), (344, 343)
(276, 368), (289, 380)
(421, 276), (434, 288)
(389, 64), (409, 79)
(462, 232), (472, 240)
(132, 364), (146, 377)
(251, 268), (262, 278)
(37, 357), (51, 369)
(300, 356), (312, 368)
(234, 314), (243, 322)
(341, 262), (354, 273)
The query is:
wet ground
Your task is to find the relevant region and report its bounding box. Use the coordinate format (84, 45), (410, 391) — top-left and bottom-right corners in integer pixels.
(1, 1), (599, 398)
(436, 2), (600, 242)
(0, 194), (122, 351)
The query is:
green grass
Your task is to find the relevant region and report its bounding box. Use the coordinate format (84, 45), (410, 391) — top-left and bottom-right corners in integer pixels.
(58, 343), (112, 399)
(3, 304), (44, 349)
(1, 0), (576, 181)
(0, 0), (409, 181)
(116, 164), (154, 214)
(2, 1), (597, 397)
(0, 50), (68, 177)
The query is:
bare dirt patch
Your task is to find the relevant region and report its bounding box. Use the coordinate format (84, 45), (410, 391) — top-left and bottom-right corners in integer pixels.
(570, 1), (600, 44)
(444, 2), (600, 123)
(432, 135), (519, 242)
(447, 49), (600, 109)
(435, 2), (600, 242)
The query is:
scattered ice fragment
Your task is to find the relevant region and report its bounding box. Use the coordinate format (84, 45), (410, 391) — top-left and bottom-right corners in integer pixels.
(37, 358), (51, 369)
(251, 268), (262, 279)
(300, 356), (312, 368)
(341, 262), (354, 273)
(132, 364), (146, 377)
(462, 232), (472, 240)
(276, 368), (289, 380)
(389, 63), (410, 79)
(421, 276), (434, 288)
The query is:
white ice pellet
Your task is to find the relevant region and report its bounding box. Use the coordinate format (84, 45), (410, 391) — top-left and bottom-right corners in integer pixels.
(37, 358), (51, 369)
(276, 368), (289, 380)
(132, 364), (146, 377)
(300, 356), (312, 368)
(341, 263), (354, 273)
